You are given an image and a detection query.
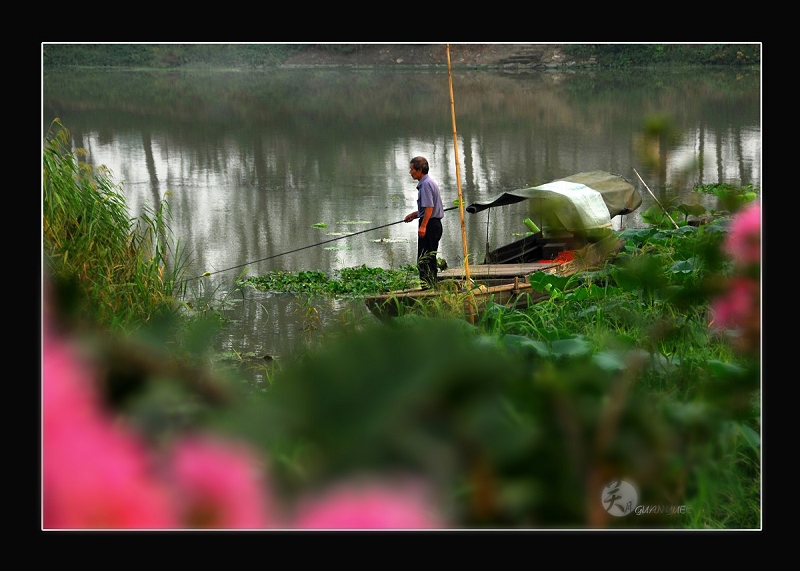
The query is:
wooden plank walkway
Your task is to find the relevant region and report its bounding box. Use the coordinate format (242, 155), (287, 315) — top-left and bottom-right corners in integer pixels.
(439, 261), (562, 280)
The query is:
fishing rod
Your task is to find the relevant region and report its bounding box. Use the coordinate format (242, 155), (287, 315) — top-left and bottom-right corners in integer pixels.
(632, 168), (679, 230)
(189, 205), (461, 281)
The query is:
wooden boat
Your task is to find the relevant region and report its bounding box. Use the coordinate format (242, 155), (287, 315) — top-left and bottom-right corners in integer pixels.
(365, 275), (550, 321)
(365, 171), (638, 321)
(365, 234), (625, 320)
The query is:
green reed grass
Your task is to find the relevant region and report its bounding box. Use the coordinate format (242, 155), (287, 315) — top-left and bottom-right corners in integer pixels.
(43, 119), (191, 332)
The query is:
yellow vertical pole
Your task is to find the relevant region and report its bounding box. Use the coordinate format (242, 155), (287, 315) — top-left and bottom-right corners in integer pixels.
(446, 44), (475, 321)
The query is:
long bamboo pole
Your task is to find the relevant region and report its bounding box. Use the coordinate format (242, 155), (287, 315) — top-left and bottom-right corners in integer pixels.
(446, 45), (470, 282)
(446, 44), (475, 322)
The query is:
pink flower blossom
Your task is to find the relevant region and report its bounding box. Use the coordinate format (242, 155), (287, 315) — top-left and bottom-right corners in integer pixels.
(710, 277), (759, 331)
(292, 479), (445, 529)
(42, 335), (101, 434)
(710, 203), (761, 354)
(724, 203), (761, 268)
(41, 295), (447, 530)
(167, 435), (273, 529)
(42, 335), (177, 529)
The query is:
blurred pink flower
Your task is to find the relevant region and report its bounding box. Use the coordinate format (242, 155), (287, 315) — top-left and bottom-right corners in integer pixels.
(710, 202), (761, 354)
(42, 296), (446, 530)
(724, 202), (761, 268)
(42, 334), (101, 432)
(292, 479), (445, 529)
(710, 277), (759, 331)
(167, 435), (273, 529)
(42, 335), (177, 529)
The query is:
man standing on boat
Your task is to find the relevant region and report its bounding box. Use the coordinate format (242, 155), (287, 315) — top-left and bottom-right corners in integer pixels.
(404, 156), (445, 289)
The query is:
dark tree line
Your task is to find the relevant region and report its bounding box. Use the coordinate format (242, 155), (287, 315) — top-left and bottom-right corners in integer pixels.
(42, 44), (760, 69)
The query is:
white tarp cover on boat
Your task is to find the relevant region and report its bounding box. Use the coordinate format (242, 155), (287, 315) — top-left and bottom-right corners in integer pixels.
(529, 180), (614, 231)
(465, 171), (642, 232)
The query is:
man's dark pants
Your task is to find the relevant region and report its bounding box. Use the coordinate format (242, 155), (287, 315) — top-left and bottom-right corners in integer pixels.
(417, 217), (443, 288)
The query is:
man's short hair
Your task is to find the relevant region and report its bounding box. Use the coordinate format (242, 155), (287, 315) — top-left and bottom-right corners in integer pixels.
(410, 156), (429, 174)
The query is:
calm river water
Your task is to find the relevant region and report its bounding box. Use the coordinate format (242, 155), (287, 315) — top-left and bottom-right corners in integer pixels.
(42, 64), (761, 379)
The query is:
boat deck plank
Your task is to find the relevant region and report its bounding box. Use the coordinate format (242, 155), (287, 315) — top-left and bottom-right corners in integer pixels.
(439, 261), (562, 280)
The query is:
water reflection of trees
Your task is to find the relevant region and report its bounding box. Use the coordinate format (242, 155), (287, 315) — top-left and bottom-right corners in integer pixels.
(44, 67), (760, 264)
(43, 68), (759, 132)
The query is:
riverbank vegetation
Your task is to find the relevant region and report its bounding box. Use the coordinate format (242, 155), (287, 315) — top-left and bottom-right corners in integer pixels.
(43, 122), (761, 529)
(41, 43), (760, 70)
(43, 119), (190, 332)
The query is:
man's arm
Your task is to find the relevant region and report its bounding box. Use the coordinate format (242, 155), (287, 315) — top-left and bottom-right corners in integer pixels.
(418, 206), (433, 236)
